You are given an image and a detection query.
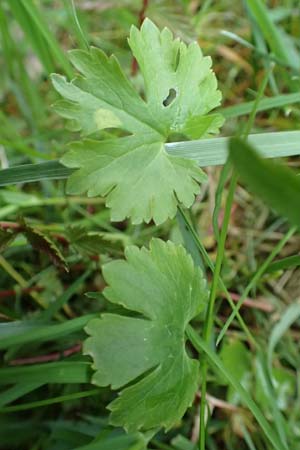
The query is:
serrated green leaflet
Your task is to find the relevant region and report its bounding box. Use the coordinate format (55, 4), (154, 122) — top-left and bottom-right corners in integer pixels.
(52, 18), (222, 224)
(84, 239), (208, 431)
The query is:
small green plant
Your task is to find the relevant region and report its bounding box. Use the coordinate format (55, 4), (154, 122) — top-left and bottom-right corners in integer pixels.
(50, 18), (291, 450)
(52, 18), (223, 225)
(1, 5), (300, 449)
(52, 18), (217, 435)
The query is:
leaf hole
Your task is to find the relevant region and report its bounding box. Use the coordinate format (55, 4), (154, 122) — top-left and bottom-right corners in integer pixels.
(162, 88), (177, 107)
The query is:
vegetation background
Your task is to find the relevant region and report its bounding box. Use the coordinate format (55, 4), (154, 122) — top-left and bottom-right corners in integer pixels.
(0, 1), (300, 449)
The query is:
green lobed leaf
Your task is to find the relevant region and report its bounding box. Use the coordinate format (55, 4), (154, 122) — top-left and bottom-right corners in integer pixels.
(84, 238), (208, 432)
(52, 18), (223, 225)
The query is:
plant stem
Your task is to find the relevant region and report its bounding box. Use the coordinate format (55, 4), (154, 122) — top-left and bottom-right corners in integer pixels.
(0, 388), (100, 413)
(199, 172), (238, 449)
(198, 62), (273, 449)
(177, 206), (256, 346)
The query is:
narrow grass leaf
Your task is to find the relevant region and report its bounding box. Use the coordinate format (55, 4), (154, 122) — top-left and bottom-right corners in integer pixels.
(229, 137), (300, 230)
(0, 388), (100, 413)
(0, 362), (91, 385)
(9, 0), (73, 77)
(246, 0), (297, 69)
(266, 255), (300, 273)
(268, 302), (300, 369)
(220, 93), (300, 119)
(0, 382), (43, 407)
(0, 314), (95, 349)
(186, 325), (288, 450)
(1, 131), (300, 186)
(0, 161), (73, 186)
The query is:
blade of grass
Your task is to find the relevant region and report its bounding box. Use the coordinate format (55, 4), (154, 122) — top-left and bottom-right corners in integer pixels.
(186, 325), (288, 450)
(1, 131), (300, 186)
(167, 131), (300, 166)
(0, 161), (73, 186)
(0, 382), (43, 407)
(62, 0), (89, 50)
(198, 173), (239, 450)
(268, 302), (300, 371)
(266, 255), (300, 273)
(212, 160), (231, 241)
(229, 138), (300, 230)
(0, 5), (46, 128)
(177, 206), (256, 347)
(0, 361), (91, 385)
(9, 0), (73, 77)
(8, 0), (54, 74)
(246, 0), (297, 69)
(0, 314), (96, 350)
(255, 352), (289, 448)
(198, 65), (271, 450)
(219, 92), (300, 119)
(0, 388), (100, 413)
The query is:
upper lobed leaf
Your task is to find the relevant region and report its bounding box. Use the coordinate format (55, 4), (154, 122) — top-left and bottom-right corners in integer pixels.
(84, 239), (208, 431)
(52, 18), (223, 224)
(128, 18), (223, 137)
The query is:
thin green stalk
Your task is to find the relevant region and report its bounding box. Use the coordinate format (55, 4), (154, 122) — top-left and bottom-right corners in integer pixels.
(199, 172), (238, 450)
(0, 388), (100, 413)
(198, 64), (272, 449)
(62, 0), (89, 50)
(217, 226), (296, 345)
(187, 325), (287, 450)
(178, 206), (256, 346)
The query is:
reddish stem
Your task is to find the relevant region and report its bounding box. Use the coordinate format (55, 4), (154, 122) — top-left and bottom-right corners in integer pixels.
(10, 343), (82, 366)
(0, 286), (43, 299)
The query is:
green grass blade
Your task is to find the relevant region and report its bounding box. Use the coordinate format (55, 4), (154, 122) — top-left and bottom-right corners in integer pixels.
(61, 0), (89, 51)
(168, 131), (300, 167)
(9, 0), (73, 77)
(8, 0), (54, 74)
(0, 161), (73, 186)
(229, 137), (300, 230)
(177, 208), (256, 346)
(0, 314), (95, 350)
(186, 325), (288, 450)
(0, 362), (91, 385)
(1, 131), (300, 186)
(246, 0), (297, 69)
(266, 255), (300, 273)
(0, 382), (43, 407)
(268, 302), (300, 370)
(0, 388), (100, 413)
(220, 93), (300, 119)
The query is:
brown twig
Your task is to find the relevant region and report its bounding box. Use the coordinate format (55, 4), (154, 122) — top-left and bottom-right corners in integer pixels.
(9, 343), (82, 366)
(223, 291), (274, 313)
(196, 391), (239, 412)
